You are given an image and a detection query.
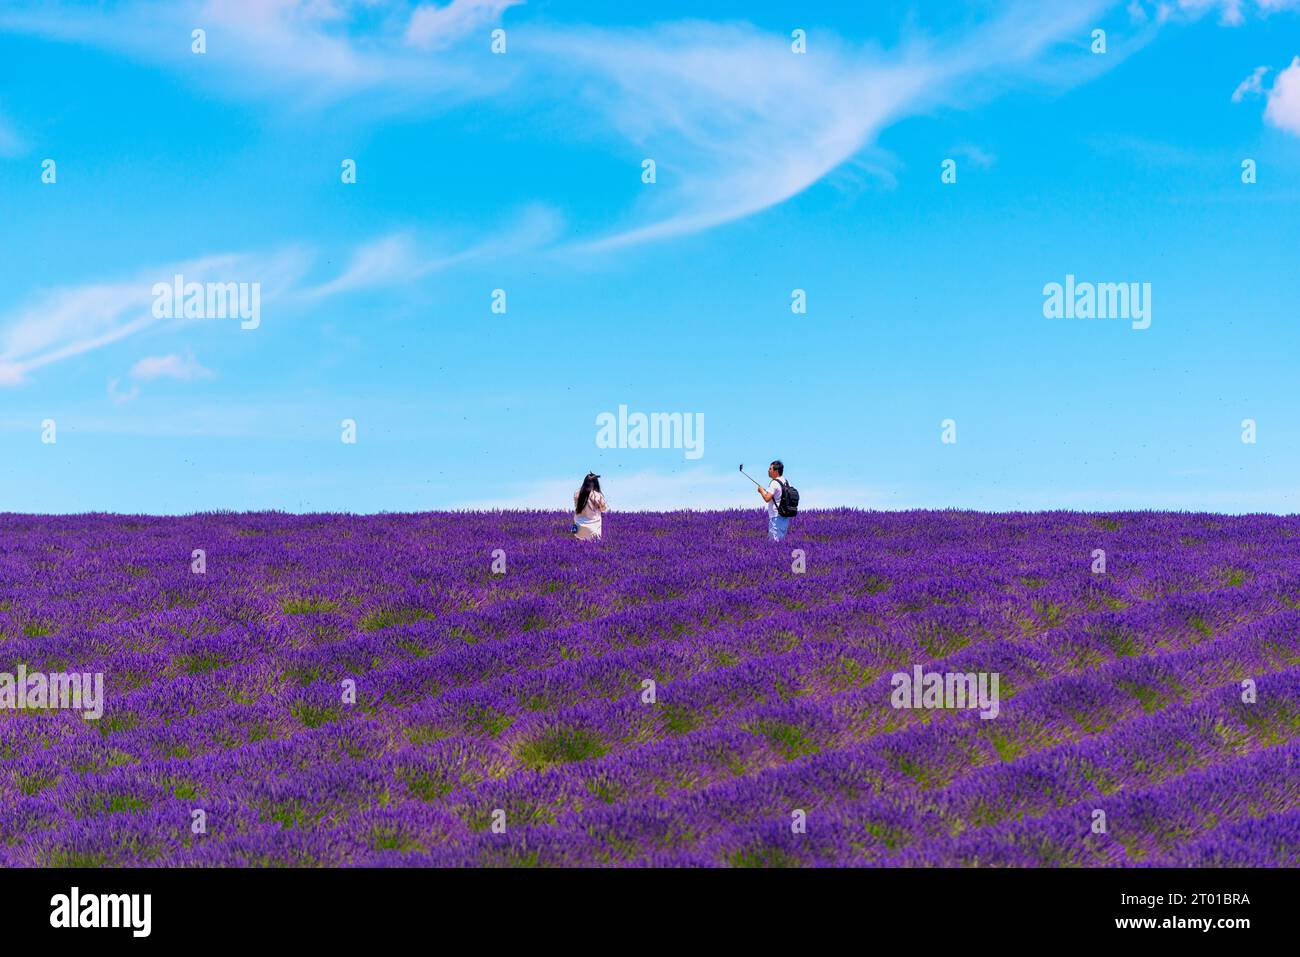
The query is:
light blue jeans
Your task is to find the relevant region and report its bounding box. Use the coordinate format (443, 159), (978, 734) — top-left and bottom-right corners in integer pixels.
(768, 514), (790, 542)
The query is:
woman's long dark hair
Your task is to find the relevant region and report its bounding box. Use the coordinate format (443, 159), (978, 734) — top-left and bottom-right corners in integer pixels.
(575, 472), (602, 514)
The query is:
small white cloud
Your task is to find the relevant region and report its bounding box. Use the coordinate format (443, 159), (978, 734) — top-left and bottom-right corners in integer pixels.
(107, 352), (209, 403)
(1232, 65), (1270, 101)
(405, 0), (523, 50)
(107, 377), (140, 404)
(129, 352), (212, 382)
(1168, 0), (1245, 24)
(1264, 56), (1300, 135)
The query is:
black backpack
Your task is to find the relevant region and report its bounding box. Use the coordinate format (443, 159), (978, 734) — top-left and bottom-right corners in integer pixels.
(777, 478), (799, 518)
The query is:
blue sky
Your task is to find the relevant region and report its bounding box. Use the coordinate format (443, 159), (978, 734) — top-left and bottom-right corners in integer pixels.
(1, 0), (1298, 513)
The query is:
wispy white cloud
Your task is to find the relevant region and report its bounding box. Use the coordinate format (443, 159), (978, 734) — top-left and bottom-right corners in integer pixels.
(302, 204), (562, 299)
(303, 233), (424, 301)
(0, 249), (308, 387)
(0, 0), (516, 108)
(0, 206), (556, 386)
(544, 3), (1120, 252)
(539, 22), (936, 252)
(106, 378), (140, 405)
(5, 0), (1271, 258)
(1134, 0), (1300, 24)
(0, 0), (1127, 254)
(1232, 64), (1270, 101)
(405, 0), (522, 50)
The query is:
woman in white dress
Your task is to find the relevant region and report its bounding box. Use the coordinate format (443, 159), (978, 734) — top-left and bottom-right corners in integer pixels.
(572, 472), (608, 540)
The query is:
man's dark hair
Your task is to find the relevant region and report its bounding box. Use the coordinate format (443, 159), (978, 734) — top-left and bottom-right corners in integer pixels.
(770, 460), (784, 476)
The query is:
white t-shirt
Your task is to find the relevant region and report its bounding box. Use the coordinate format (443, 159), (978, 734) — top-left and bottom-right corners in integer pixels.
(766, 479), (784, 519)
(574, 489), (607, 538)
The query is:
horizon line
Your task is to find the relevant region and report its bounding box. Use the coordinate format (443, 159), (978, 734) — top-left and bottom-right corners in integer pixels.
(1, 507), (1297, 519)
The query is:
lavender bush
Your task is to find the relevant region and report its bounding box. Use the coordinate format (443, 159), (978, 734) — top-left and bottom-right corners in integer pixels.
(0, 509), (1296, 866)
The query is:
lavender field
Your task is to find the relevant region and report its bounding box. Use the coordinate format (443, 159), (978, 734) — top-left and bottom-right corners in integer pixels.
(1, 510), (1298, 867)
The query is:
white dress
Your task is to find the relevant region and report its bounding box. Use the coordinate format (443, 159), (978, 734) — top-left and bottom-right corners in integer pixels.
(573, 490), (608, 540)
